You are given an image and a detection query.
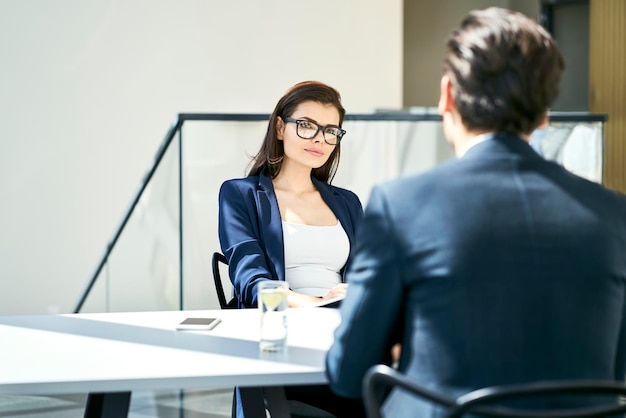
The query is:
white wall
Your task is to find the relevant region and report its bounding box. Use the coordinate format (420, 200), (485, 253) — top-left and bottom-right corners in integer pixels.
(403, 0), (541, 106)
(0, 0), (403, 314)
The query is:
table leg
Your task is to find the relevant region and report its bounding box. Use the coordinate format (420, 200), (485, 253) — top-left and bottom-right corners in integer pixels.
(264, 386), (291, 418)
(239, 387), (291, 418)
(239, 387), (267, 418)
(84, 392), (131, 418)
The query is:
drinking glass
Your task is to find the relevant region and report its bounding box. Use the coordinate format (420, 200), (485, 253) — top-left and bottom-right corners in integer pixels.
(258, 281), (288, 352)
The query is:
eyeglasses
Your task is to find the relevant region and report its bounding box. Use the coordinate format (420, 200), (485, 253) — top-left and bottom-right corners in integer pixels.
(283, 117), (346, 145)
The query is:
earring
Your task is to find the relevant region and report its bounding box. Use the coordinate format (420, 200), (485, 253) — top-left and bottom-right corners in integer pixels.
(268, 155), (284, 165)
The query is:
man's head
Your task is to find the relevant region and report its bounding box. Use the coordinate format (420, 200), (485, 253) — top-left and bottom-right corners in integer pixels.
(439, 7), (564, 144)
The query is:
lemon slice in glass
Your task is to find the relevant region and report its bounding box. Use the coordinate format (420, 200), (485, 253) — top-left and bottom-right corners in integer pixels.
(260, 289), (286, 311)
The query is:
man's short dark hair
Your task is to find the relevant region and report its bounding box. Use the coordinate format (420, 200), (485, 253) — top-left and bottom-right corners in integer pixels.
(444, 7), (565, 136)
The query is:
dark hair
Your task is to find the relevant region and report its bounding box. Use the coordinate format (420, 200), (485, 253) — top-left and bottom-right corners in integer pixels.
(247, 80), (346, 182)
(443, 7), (565, 136)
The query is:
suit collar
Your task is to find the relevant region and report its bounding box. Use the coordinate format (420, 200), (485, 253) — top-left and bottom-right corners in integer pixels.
(462, 132), (542, 161)
(258, 170), (274, 191)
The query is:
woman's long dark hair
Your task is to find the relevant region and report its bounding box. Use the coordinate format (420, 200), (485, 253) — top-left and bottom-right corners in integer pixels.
(247, 81), (346, 183)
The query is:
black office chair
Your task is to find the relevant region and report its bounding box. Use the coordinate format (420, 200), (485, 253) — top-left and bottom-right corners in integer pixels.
(211, 252), (237, 309)
(363, 364), (626, 418)
(449, 379), (626, 418)
(362, 365), (456, 418)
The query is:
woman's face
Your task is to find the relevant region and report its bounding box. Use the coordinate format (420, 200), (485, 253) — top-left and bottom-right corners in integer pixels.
(277, 100), (340, 171)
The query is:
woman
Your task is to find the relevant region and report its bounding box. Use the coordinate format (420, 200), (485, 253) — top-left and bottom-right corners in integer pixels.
(218, 80), (363, 309)
(218, 81), (365, 417)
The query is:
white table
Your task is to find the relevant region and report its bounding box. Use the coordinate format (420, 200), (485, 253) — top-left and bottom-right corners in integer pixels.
(0, 307), (341, 417)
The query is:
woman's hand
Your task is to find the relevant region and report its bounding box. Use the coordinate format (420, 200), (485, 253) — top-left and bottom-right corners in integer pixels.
(287, 283), (348, 308)
(287, 290), (325, 308)
(322, 283), (348, 300)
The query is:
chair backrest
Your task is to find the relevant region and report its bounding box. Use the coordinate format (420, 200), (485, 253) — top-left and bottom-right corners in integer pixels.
(449, 380), (626, 418)
(211, 252), (237, 309)
(363, 365), (456, 418)
(362, 364), (626, 418)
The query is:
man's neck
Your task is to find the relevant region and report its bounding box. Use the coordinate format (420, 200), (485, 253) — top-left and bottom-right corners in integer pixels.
(453, 129), (492, 157)
(455, 133), (491, 157)
(453, 130), (532, 157)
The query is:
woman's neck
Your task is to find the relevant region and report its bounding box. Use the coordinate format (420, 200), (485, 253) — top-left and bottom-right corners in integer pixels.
(272, 165), (315, 194)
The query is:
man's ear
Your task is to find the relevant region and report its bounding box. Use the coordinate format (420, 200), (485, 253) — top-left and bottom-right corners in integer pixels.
(276, 117), (285, 140)
(438, 74), (455, 116)
(538, 113), (549, 129)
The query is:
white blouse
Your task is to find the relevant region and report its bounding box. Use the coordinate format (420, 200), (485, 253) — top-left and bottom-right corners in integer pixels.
(282, 220), (350, 297)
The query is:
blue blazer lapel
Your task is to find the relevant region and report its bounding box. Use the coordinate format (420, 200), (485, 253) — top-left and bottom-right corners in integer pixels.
(256, 173), (285, 282)
(313, 177), (357, 251)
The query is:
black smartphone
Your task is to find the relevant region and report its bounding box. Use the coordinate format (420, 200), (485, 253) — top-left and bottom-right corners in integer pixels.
(175, 317), (221, 331)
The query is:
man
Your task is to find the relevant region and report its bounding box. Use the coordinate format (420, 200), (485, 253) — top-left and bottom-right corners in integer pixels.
(326, 7), (626, 418)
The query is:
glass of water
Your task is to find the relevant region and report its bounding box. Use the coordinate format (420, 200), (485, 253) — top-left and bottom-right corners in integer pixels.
(258, 281), (288, 352)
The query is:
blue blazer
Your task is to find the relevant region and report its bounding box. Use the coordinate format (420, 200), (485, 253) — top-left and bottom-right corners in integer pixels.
(326, 134), (626, 418)
(218, 171), (363, 308)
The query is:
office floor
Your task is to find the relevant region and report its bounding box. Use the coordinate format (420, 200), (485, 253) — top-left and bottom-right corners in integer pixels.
(0, 388), (233, 418)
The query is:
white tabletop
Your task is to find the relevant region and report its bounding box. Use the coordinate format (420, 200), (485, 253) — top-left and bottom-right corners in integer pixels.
(0, 307), (341, 396)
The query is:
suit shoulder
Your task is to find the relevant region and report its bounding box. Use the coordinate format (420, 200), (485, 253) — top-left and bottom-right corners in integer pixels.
(547, 162), (626, 204)
(219, 177), (263, 205)
(220, 176), (258, 192)
(327, 183), (359, 198)
(600, 184), (626, 210)
(326, 184), (362, 207)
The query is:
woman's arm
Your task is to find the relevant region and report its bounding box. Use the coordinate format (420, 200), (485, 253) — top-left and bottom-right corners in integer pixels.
(287, 291), (323, 308)
(218, 180), (275, 308)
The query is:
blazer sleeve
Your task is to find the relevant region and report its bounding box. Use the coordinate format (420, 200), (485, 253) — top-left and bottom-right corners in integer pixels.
(326, 185), (405, 398)
(218, 179), (274, 308)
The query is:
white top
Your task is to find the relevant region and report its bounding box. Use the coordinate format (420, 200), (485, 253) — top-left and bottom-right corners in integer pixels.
(282, 220), (350, 297)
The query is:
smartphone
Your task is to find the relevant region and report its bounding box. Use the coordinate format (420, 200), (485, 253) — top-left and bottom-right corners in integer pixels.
(176, 317), (221, 331)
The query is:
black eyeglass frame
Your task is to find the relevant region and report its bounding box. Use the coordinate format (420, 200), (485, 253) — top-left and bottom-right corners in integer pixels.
(282, 117), (346, 145)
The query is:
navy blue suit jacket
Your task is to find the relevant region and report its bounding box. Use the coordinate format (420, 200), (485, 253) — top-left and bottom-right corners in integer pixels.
(218, 171), (363, 308)
(326, 134), (626, 418)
